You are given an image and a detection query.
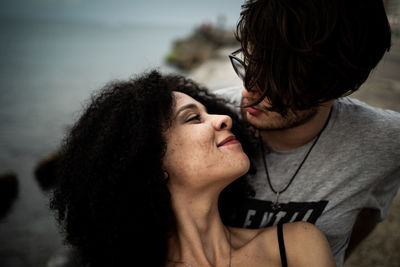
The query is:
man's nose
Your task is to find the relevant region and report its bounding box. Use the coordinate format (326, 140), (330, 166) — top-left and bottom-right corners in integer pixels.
(241, 86), (261, 99)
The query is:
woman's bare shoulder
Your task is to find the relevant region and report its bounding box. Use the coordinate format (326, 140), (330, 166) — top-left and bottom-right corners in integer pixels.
(228, 222), (335, 267)
(283, 221), (322, 238)
(228, 226), (281, 266)
(283, 222), (336, 267)
(230, 222), (335, 267)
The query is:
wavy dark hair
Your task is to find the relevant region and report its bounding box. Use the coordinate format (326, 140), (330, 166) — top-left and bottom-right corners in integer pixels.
(237, 0), (391, 115)
(50, 70), (255, 266)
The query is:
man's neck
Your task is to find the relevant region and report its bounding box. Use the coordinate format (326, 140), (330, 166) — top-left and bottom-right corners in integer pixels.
(260, 102), (334, 151)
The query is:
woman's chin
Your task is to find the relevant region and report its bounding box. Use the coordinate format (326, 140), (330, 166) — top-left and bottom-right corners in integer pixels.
(230, 156), (251, 179)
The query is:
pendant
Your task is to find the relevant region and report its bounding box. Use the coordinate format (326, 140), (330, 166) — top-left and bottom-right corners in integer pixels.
(271, 202), (281, 211)
(271, 192), (282, 211)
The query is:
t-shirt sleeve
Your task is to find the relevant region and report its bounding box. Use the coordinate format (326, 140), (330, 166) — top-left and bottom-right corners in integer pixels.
(368, 166), (400, 222)
(365, 107), (400, 222)
(344, 98), (400, 222)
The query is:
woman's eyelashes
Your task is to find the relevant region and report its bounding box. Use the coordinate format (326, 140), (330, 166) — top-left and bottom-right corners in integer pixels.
(185, 114), (201, 123)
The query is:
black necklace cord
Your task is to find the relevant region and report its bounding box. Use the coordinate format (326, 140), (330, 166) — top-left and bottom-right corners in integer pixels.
(259, 107), (333, 195)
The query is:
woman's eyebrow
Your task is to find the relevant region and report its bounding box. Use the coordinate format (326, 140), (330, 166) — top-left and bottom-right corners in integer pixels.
(175, 103), (207, 118)
(175, 104), (198, 118)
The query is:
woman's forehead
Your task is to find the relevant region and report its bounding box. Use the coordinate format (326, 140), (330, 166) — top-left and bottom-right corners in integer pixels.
(172, 91), (206, 112)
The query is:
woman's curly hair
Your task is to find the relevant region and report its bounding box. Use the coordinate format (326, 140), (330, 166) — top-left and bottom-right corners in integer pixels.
(50, 70), (255, 266)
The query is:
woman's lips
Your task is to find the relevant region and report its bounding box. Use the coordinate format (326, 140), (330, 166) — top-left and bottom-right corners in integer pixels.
(245, 106), (262, 116)
(218, 136), (240, 147)
(221, 139), (240, 146)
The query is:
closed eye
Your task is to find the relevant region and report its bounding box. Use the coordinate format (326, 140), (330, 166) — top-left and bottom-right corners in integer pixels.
(186, 114), (201, 123)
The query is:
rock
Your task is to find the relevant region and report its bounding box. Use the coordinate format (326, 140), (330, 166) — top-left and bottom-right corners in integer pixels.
(188, 46), (242, 90)
(0, 172), (19, 219)
(166, 23), (238, 71)
(34, 152), (61, 191)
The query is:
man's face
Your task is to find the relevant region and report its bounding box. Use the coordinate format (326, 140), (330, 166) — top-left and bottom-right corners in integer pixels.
(241, 87), (318, 130)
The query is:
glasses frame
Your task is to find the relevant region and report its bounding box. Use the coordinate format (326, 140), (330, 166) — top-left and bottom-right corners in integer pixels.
(229, 48), (246, 81)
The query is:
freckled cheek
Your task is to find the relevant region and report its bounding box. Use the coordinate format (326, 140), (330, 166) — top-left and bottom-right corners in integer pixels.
(194, 132), (218, 164)
(165, 136), (216, 176)
(184, 138), (215, 169)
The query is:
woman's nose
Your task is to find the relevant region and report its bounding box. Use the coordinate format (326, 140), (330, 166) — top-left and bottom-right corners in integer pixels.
(214, 115), (232, 130)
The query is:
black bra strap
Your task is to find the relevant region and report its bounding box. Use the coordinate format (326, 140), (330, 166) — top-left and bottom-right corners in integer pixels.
(277, 223), (288, 267)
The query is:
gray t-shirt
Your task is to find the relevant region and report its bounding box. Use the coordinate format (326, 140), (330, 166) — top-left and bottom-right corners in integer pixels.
(215, 86), (400, 267)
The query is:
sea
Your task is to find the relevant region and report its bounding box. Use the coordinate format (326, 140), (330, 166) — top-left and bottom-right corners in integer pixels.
(0, 3), (241, 264)
(0, 18), (193, 164)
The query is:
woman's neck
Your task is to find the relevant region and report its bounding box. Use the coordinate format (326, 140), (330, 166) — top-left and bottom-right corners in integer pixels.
(167, 189), (232, 266)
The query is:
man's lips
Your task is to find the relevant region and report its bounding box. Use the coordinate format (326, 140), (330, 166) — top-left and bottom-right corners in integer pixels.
(245, 106), (262, 116)
(217, 136), (240, 147)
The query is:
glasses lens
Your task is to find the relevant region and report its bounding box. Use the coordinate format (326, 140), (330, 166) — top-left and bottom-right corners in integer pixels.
(232, 57), (245, 80)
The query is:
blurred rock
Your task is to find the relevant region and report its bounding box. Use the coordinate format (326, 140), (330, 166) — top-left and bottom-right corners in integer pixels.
(166, 23), (238, 71)
(34, 152), (61, 191)
(0, 172), (19, 219)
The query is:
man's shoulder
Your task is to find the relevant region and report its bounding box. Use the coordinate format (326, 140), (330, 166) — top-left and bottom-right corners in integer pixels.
(336, 97), (400, 120)
(335, 97), (400, 130)
(329, 97), (400, 157)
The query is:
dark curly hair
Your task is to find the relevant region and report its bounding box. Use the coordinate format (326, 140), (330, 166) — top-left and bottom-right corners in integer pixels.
(50, 70), (255, 267)
(237, 0), (391, 115)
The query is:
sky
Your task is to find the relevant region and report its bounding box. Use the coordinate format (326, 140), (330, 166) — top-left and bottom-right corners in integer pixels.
(0, 0), (246, 27)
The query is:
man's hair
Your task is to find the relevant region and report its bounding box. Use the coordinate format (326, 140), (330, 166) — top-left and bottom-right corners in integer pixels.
(237, 0), (391, 115)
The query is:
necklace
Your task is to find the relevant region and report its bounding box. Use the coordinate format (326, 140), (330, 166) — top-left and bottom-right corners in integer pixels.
(259, 109), (332, 211)
(167, 229), (232, 267)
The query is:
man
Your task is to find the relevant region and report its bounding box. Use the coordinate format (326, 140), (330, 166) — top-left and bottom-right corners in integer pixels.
(216, 0), (400, 266)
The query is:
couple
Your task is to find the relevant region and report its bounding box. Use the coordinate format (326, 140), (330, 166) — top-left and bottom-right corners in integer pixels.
(51, 0), (400, 266)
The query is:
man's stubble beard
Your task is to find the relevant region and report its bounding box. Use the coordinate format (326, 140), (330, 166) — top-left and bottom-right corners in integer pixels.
(245, 106), (319, 131)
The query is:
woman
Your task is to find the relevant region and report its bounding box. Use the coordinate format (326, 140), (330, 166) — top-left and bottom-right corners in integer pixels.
(51, 71), (335, 267)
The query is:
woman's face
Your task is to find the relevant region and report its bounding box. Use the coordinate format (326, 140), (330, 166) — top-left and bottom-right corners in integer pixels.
(163, 92), (250, 190)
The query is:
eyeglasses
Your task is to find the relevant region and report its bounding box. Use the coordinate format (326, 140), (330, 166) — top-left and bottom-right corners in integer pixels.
(229, 48), (246, 81)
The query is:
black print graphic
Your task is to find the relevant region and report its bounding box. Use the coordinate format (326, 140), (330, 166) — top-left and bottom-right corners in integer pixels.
(229, 199), (328, 228)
